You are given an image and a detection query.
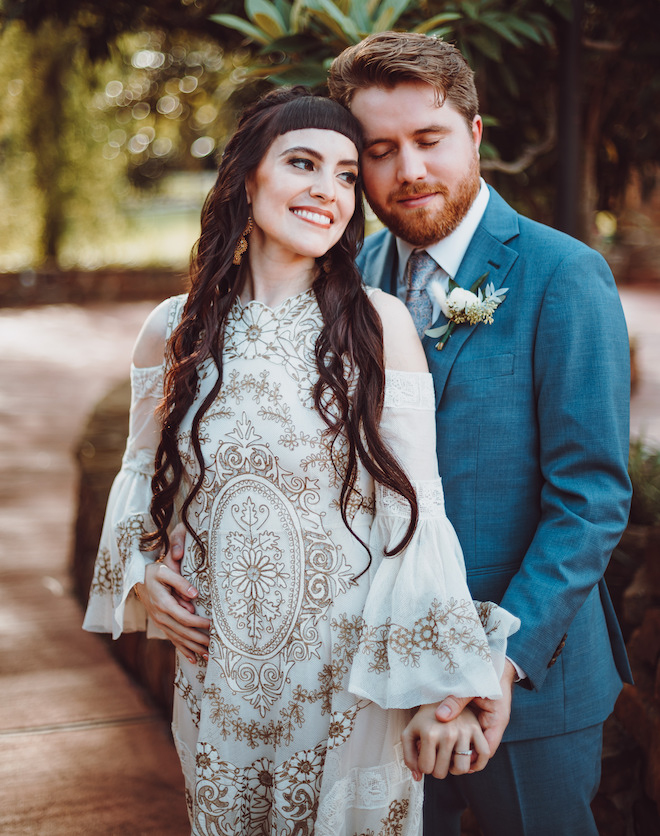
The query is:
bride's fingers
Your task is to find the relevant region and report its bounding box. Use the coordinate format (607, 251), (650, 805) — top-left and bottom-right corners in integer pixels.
(428, 734), (456, 780)
(469, 729), (490, 773)
(448, 736), (474, 776)
(448, 726), (490, 776)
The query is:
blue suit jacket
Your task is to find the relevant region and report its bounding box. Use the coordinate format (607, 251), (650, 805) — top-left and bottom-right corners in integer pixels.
(357, 187), (632, 742)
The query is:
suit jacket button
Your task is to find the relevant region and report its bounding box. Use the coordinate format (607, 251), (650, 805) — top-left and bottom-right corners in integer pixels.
(548, 633), (567, 668)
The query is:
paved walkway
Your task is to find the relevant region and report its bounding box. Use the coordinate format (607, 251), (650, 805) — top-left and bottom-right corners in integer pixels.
(620, 287), (660, 446)
(0, 289), (657, 835)
(0, 303), (189, 835)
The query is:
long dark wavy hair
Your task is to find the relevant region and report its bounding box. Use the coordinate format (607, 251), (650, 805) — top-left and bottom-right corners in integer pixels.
(141, 86), (418, 572)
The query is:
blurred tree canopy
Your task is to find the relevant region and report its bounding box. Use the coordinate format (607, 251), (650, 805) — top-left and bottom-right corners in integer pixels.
(0, 0), (247, 59)
(1, 0), (658, 267)
(0, 15), (243, 268)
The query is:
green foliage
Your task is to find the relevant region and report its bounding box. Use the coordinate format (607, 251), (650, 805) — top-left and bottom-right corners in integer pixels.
(0, 0), (249, 60)
(582, 0), (660, 216)
(95, 31), (238, 186)
(628, 439), (660, 526)
(0, 19), (129, 267)
(210, 0), (564, 89)
(0, 20), (240, 268)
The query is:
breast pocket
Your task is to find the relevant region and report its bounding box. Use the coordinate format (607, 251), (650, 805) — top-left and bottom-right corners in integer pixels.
(449, 353), (515, 383)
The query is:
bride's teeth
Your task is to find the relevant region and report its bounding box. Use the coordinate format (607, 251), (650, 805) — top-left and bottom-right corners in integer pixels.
(293, 209), (331, 225)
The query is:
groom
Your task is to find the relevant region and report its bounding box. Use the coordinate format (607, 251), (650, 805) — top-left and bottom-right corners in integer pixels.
(328, 31), (632, 836)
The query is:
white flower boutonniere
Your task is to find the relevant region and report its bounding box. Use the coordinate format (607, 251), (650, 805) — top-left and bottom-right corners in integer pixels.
(425, 272), (508, 350)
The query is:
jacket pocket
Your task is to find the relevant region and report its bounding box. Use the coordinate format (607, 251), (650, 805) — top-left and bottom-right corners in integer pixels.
(450, 353), (514, 383)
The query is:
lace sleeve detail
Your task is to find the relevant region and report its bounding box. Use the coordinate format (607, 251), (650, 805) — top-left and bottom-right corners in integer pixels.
(122, 447), (157, 477)
(129, 292), (187, 396)
(130, 364), (163, 400)
(166, 293), (188, 337)
(384, 369), (435, 410)
(348, 498), (521, 707)
(377, 480), (445, 518)
(82, 297), (190, 639)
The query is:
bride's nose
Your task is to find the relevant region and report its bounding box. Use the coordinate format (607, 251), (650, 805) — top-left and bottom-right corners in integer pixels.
(309, 168), (337, 202)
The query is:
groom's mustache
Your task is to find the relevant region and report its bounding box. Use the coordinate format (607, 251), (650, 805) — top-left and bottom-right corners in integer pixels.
(388, 182), (450, 203)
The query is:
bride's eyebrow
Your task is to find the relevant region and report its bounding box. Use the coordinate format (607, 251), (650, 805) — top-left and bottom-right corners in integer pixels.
(280, 146), (358, 167)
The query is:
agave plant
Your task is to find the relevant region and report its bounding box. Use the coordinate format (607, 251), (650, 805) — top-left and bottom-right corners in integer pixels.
(210, 0), (463, 86)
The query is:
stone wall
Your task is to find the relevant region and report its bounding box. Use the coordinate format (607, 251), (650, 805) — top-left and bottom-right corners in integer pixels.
(71, 381), (660, 834)
(0, 268), (187, 308)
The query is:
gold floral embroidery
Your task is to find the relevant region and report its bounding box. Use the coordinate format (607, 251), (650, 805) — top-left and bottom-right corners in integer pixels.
(115, 514), (149, 570)
(175, 664), (201, 727)
(192, 744), (326, 835)
(156, 292), (417, 834)
(88, 546), (122, 596)
(352, 798), (410, 836)
(338, 597), (492, 675)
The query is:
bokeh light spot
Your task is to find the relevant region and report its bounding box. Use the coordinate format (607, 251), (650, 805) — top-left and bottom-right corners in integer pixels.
(105, 80), (124, 98)
(190, 137), (215, 158)
(179, 76), (199, 94)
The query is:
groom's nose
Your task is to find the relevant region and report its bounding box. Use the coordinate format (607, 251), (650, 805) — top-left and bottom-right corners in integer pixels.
(396, 144), (427, 184)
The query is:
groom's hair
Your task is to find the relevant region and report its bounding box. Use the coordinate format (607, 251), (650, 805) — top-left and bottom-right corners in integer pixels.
(328, 31), (479, 128)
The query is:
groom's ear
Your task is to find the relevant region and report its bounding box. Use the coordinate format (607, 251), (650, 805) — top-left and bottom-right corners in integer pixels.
(472, 115), (483, 152)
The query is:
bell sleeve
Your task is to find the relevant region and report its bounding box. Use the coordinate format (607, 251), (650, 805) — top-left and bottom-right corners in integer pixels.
(348, 369), (520, 709)
(82, 363), (165, 640)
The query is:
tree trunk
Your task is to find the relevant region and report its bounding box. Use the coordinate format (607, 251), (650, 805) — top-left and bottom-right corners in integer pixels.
(28, 23), (70, 267)
(554, 0), (584, 239)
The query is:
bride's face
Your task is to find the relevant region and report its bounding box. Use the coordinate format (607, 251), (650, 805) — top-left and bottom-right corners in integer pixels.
(245, 128), (359, 262)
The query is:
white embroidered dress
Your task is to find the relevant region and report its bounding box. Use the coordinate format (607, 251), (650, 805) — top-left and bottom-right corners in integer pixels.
(84, 289), (519, 836)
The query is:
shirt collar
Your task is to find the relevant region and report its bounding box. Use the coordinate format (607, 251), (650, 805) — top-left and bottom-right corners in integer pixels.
(396, 178), (490, 281)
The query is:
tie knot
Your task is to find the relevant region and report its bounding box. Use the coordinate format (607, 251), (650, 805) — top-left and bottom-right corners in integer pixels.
(405, 250), (437, 292)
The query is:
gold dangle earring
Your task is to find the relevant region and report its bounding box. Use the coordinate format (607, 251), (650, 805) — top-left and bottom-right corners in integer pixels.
(233, 217), (253, 265)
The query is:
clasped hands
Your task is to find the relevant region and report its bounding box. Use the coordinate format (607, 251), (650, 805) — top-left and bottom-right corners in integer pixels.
(134, 524), (514, 780)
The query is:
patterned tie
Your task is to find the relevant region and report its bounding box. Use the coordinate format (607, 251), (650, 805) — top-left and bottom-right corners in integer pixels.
(404, 249), (437, 338)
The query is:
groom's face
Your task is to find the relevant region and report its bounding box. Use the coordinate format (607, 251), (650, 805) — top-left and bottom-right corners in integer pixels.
(350, 81), (482, 248)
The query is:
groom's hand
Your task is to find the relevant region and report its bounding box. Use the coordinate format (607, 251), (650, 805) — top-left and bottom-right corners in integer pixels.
(434, 660), (517, 757)
(434, 694), (472, 722)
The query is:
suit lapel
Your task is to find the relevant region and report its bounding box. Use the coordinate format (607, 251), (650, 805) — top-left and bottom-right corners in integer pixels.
(426, 189), (520, 409)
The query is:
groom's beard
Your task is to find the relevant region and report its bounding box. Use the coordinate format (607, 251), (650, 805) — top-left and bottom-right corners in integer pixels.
(366, 153), (481, 248)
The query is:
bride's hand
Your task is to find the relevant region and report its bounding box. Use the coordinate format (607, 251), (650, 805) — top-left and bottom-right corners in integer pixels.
(401, 703), (490, 781)
(134, 557), (210, 664)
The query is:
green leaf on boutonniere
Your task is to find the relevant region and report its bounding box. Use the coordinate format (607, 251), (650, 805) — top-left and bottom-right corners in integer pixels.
(469, 271), (490, 293)
(425, 323), (450, 339)
(432, 322), (456, 350)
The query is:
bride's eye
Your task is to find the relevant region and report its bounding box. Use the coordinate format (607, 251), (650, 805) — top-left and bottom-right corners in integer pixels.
(338, 170), (358, 185)
(290, 157), (314, 171)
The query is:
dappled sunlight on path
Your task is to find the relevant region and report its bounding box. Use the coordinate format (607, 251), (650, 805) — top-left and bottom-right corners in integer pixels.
(0, 301), (190, 835)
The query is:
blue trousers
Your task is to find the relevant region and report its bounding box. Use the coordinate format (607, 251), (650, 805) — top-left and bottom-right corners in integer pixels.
(423, 724), (604, 836)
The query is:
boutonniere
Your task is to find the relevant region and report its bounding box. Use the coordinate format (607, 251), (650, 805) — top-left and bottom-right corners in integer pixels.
(425, 272), (508, 350)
